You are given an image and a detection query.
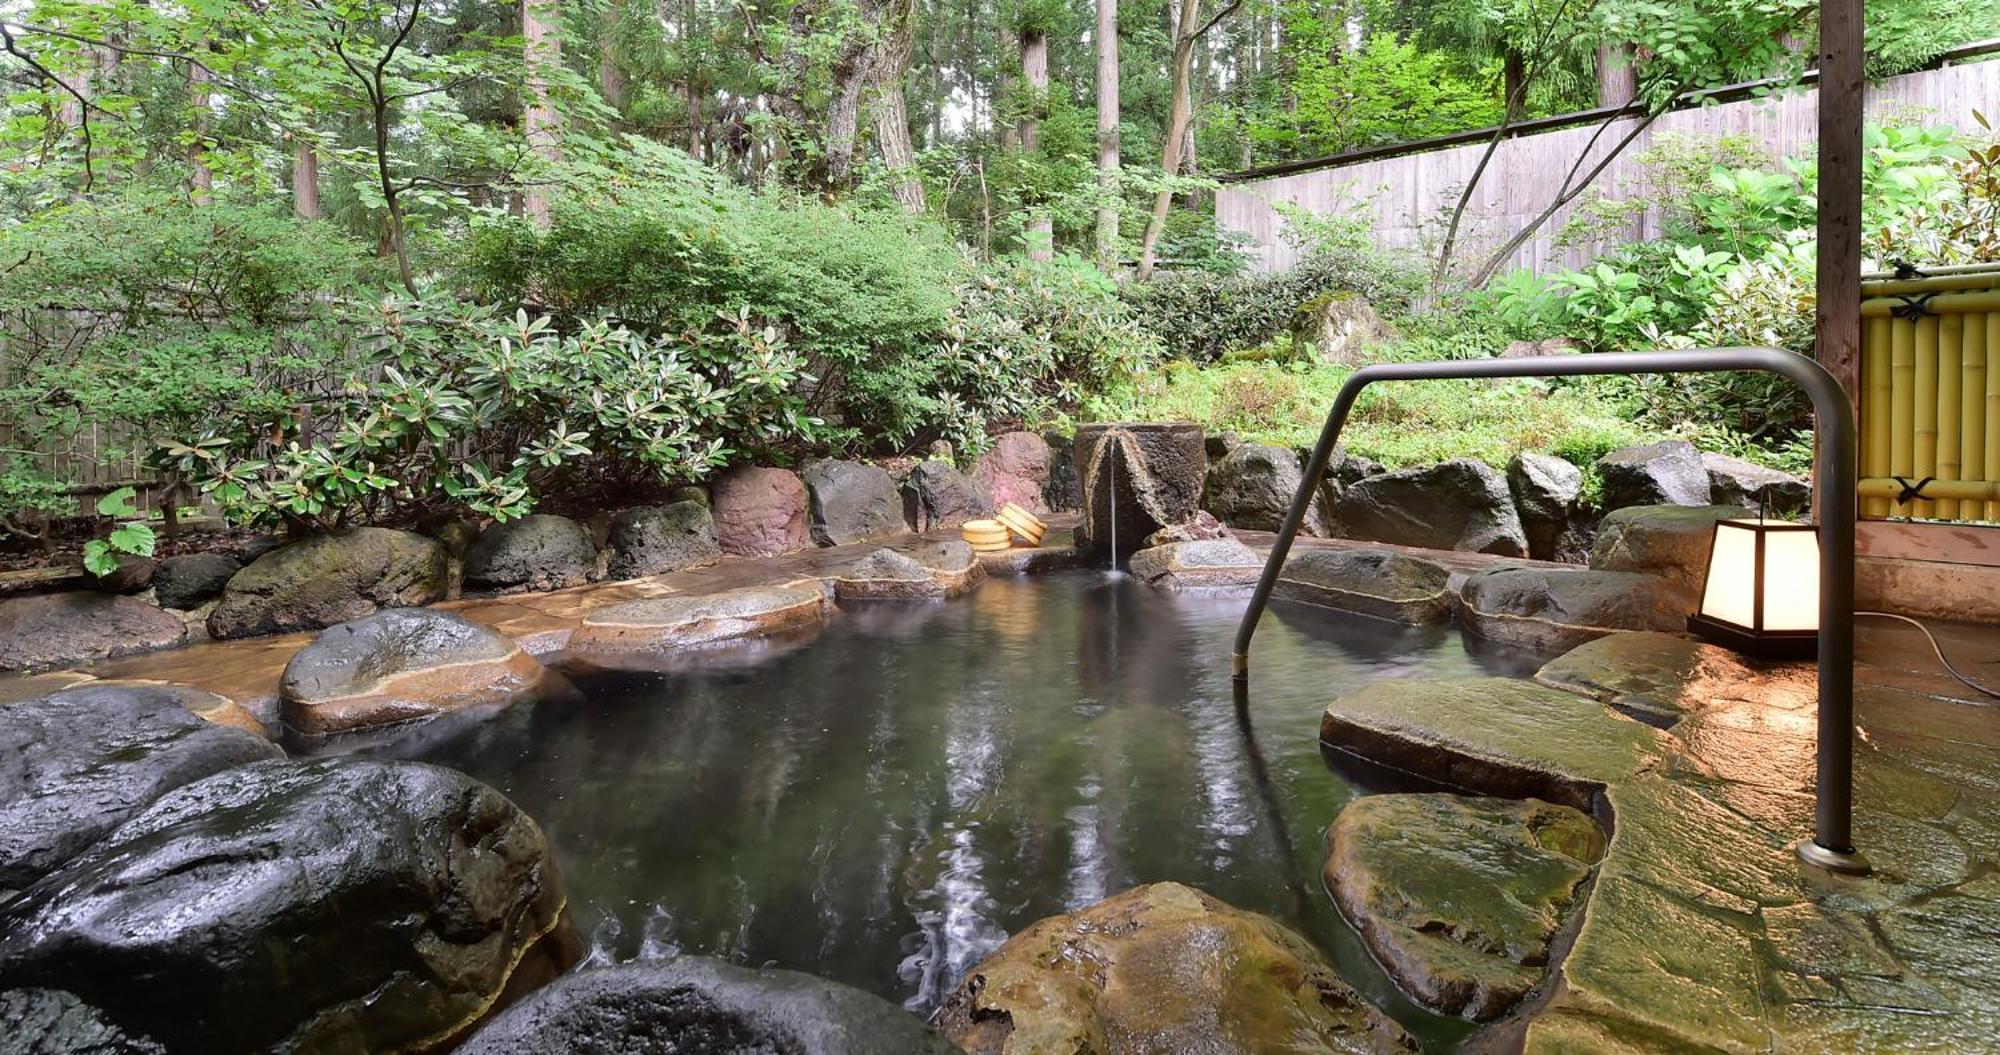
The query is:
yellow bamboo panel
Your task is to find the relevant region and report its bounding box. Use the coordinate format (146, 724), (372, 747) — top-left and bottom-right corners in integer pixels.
(1964, 313), (1989, 524)
(1989, 313), (2000, 521)
(1890, 317), (1916, 514)
(1912, 315), (1939, 519)
(1860, 478), (2000, 501)
(1938, 314), (1963, 519)
(1863, 314), (1894, 517)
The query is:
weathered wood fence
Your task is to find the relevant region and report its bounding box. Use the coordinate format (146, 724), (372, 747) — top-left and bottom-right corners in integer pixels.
(1217, 49), (2000, 277)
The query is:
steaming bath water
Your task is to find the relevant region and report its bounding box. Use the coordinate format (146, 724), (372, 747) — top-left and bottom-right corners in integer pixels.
(379, 573), (1542, 1047)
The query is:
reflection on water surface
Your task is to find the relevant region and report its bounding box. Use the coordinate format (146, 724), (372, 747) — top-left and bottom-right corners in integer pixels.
(381, 572), (1542, 1047)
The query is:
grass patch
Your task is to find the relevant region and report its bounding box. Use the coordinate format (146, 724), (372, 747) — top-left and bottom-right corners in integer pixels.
(1084, 358), (1667, 469)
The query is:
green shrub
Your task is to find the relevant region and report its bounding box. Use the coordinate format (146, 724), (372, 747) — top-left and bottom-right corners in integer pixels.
(160, 303), (821, 531)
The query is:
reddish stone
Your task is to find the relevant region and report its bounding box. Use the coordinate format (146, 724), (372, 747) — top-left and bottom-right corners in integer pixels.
(974, 431), (1053, 514)
(710, 467), (810, 557)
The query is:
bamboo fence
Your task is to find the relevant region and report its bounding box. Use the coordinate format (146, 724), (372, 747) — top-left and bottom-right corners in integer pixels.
(1858, 264), (2000, 522)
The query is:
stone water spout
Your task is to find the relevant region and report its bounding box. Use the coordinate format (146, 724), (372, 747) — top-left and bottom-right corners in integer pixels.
(1073, 423), (1205, 558)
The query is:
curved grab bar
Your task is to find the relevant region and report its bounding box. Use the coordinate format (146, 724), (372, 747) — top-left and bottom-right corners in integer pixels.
(1229, 347), (1868, 874)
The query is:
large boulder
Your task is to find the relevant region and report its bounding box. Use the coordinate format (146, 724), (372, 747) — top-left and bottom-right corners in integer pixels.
(1127, 538), (1264, 591)
(1291, 291), (1393, 365)
(1335, 459), (1529, 556)
(0, 684), (281, 890)
(835, 541), (984, 601)
(0, 592), (186, 672)
(1074, 423), (1206, 556)
(903, 459), (993, 532)
(463, 514), (597, 594)
(1534, 629), (1816, 729)
(1595, 441), (1711, 511)
(1325, 794), (1604, 1020)
(1458, 566), (1696, 653)
(82, 554), (154, 595)
(711, 466), (810, 556)
(0, 988), (165, 1054)
(1204, 443), (1325, 535)
(1507, 452), (1583, 562)
(1140, 509), (1233, 548)
(1702, 452), (1810, 514)
(151, 551), (241, 610)
(456, 959), (957, 1055)
(803, 460), (907, 546)
(936, 882), (1417, 1055)
(1587, 504), (1741, 589)
(605, 501), (722, 579)
(1276, 548), (1452, 624)
(567, 584), (830, 663)
(206, 528), (448, 640)
(279, 609), (569, 740)
(0, 758), (577, 1054)
(974, 431), (1054, 514)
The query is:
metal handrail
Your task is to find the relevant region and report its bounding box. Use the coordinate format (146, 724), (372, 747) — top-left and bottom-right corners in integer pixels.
(1230, 348), (1870, 875)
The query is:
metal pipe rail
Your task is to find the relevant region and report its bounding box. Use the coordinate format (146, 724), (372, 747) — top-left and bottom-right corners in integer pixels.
(1230, 347), (1871, 875)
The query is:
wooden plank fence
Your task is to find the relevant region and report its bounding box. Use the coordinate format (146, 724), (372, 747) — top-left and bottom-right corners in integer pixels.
(1217, 54), (2000, 277)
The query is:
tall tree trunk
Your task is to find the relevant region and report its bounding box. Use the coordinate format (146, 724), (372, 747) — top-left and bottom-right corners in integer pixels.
(995, 16), (1017, 150)
(598, 0), (628, 111)
(188, 62), (213, 203)
(292, 137), (321, 219)
(1594, 42), (1636, 107)
(683, 0), (704, 159)
(1019, 26), (1052, 260)
(871, 0), (925, 211)
(1502, 49), (1527, 120)
(1095, 0), (1121, 269)
(1137, 0), (1215, 279)
(522, 0), (562, 228)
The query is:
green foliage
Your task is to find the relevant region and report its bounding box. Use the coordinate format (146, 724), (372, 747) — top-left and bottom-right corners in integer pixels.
(161, 303), (821, 531)
(1250, 29), (1505, 159)
(82, 487), (156, 576)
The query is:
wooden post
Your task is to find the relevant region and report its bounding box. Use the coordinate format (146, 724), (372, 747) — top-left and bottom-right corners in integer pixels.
(1816, 0), (1863, 415)
(1815, 0), (1863, 524)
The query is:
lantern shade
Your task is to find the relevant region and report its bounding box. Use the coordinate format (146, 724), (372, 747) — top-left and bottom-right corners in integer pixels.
(1686, 517), (1819, 659)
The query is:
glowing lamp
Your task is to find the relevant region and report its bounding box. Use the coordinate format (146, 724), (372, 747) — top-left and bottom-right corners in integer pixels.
(1686, 517), (1820, 660)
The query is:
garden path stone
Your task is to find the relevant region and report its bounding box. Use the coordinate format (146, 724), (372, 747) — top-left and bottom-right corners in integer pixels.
(1587, 503), (1741, 588)
(463, 513), (597, 593)
(1534, 629), (1815, 727)
(279, 608), (570, 740)
(834, 540), (984, 601)
(0, 683), (280, 890)
(567, 583), (830, 663)
(935, 882), (1417, 1055)
(0, 758), (576, 1054)
(1275, 548), (1451, 624)
(1506, 452), (1583, 561)
(1204, 443), (1325, 534)
(1703, 451), (1811, 513)
(973, 430), (1053, 514)
(1335, 459), (1528, 556)
(803, 459), (907, 546)
(1595, 440), (1711, 511)
(1325, 794), (1604, 1020)
(1458, 566), (1695, 653)
(1074, 423), (1206, 555)
(0, 592), (186, 672)
(902, 459), (992, 532)
(151, 551), (241, 610)
(1127, 537), (1263, 591)
(1319, 677), (1667, 811)
(605, 501), (722, 579)
(711, 466), (810, 556)
(455, 959), (957, 1055)
(206, 527), (447, 640)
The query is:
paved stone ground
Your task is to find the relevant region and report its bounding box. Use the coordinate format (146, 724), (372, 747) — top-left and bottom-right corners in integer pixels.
(1324, 629), (2000, 1054)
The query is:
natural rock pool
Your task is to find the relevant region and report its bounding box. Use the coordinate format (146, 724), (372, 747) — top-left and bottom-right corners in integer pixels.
(373, 572), (1544, 1047)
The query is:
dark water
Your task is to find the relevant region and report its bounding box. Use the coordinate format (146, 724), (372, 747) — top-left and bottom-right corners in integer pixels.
(382, 573), (1544, 1048)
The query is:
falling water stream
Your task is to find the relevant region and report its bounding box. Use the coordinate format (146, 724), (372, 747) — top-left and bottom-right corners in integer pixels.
(377, 574), (1546, 1050)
